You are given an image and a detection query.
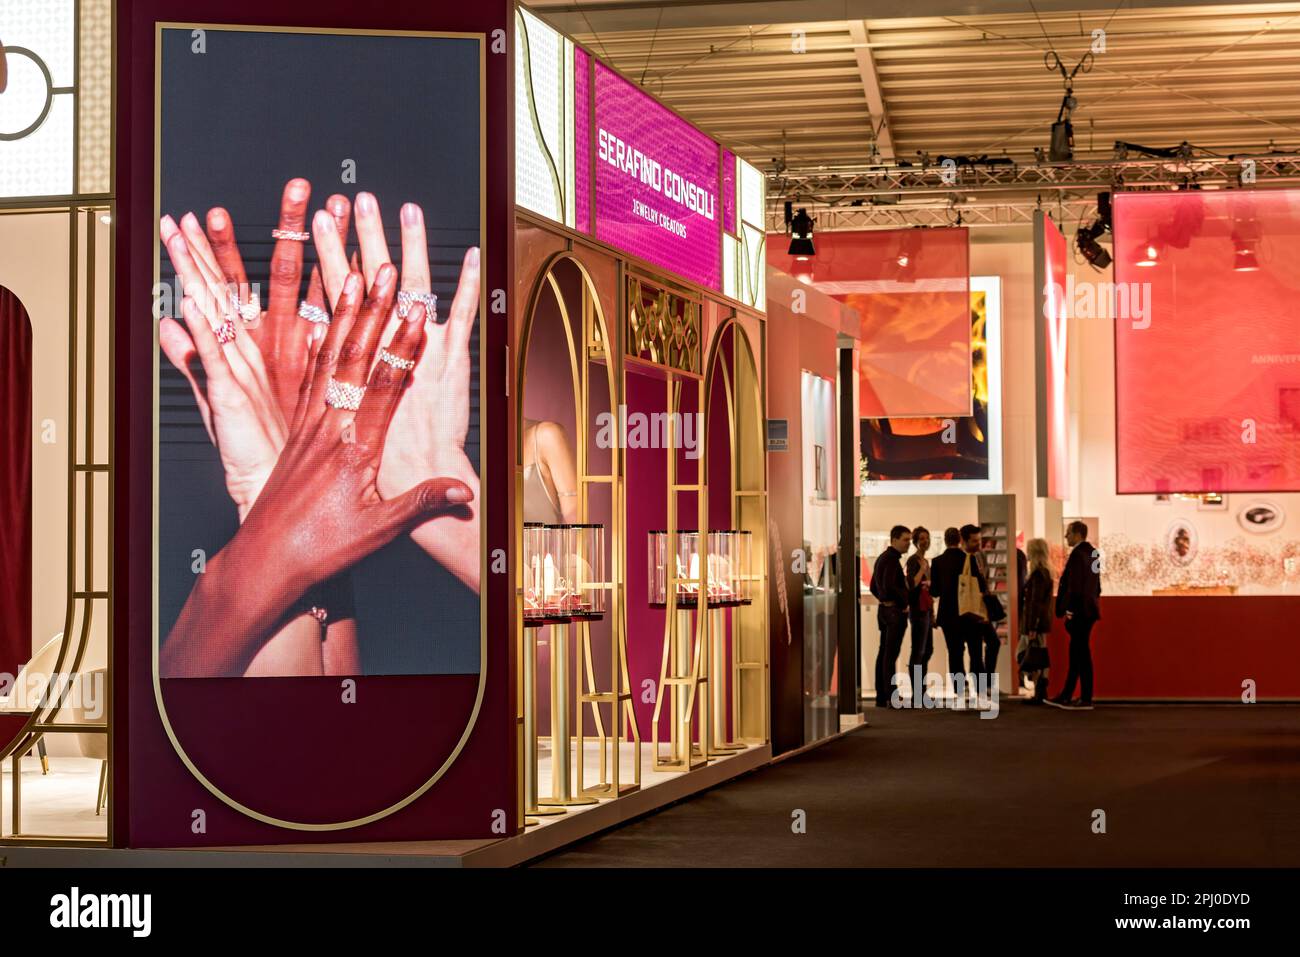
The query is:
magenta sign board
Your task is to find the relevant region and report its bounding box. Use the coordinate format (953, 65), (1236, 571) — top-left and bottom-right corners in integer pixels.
(593, 62), (721, 290)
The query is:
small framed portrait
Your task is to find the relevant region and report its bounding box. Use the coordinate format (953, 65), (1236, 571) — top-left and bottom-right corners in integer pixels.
(1237, 501), (1285, 534)
(1166, 520), (1198, 566)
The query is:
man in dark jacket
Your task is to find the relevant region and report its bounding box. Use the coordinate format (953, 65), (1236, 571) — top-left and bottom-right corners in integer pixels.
(870, 525), (912, 707)
(1048, 520), (1102, 710)
(929, 526), (975, 699)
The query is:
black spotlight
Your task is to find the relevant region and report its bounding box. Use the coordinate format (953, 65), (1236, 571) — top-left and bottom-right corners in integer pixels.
(1075, 219), (1111, 270)
(788, 207), (815, 260)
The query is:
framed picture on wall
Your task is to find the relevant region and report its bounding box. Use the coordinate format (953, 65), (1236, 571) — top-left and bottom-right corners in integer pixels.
(1166, 519), (1199, 566)
(1238, 501), (1285, 534)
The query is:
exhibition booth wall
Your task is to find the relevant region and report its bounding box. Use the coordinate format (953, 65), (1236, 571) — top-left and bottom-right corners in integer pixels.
(0, 0), (777, 853)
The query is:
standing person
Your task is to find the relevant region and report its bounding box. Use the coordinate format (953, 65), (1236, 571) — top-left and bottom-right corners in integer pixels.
(870, 525), (912, 707)
(1048, 521), (1102, 710)
(957, 525), (993, 704)
(929, 527), (967, 700)
(1018, 538), (1054, 703)
(905, 526), (934, 703)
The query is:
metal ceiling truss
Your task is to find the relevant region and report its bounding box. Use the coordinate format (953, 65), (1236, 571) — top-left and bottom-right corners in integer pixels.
(765, 152), (1300, 230)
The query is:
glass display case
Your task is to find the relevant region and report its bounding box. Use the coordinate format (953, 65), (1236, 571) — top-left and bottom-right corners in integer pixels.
(525, 522), (606, 623)
(523, 523), (548, 626)
(648, 529), (752, 607)
(557, 523), (606, 621)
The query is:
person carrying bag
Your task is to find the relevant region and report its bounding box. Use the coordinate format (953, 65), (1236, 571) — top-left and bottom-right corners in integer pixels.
(1017, 538), (1054, 703)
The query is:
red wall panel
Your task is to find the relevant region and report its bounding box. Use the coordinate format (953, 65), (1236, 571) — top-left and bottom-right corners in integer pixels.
(1045, 596), (1300, 700)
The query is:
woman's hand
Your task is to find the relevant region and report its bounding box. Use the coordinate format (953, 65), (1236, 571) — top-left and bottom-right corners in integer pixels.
(313, 194), (482, 591)
(160, 265), (474, 678)
(159, 216), (290, 519)
(202, 178), (329, 421)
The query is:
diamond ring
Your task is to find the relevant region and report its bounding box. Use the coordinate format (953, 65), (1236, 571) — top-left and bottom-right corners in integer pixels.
(396, 290), (439, 323)
(214, 319), (237, 345)
(298, 301), (330, 325)
(325, 378), (366, 411)
(377, 348), (416, 371)
(271, 227), (310, 242)
(229, 290), (260, 323)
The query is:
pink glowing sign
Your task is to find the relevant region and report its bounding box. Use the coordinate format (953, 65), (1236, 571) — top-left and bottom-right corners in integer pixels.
(592, 62), (721, 291)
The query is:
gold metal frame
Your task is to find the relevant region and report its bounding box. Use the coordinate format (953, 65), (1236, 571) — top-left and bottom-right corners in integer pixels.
(515, 251), (640, 819)
(0, 203), (115, 847)
(702, 316), (769, 745)
(0, 0), (116, 847)
(148, 22), (490, 831)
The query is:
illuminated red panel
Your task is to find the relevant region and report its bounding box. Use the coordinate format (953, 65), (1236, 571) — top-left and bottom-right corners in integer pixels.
(1114, 190), (1300, 493)
(769, 228), (971, 418)
(1036, 211), (1070, 500)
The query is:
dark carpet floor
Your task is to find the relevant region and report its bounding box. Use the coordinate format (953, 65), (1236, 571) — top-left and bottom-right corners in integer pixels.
(532, 702), (1300, 867)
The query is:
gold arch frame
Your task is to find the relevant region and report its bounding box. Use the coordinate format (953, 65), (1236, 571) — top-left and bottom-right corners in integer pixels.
(701, 314), (769, 745)
(515, 250), (638, 815)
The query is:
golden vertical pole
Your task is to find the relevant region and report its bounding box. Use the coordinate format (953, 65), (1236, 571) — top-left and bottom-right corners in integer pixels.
(525, 625), (563, 817)
(541, 623), (595, 807)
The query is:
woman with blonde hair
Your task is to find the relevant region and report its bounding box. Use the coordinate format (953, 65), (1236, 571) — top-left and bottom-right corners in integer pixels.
(1018, 538), (1054, 703)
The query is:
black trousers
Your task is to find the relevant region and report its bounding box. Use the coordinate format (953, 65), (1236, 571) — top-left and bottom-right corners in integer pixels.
(940, 623), (964, 692)
(1060, 615), (1097, 702)
(944, 618), (984, 694)
(874, 606), (908, 705)
(909, 610), (934, 671)
(961, 616), (985, 691)
(982, 621), (1001, 694)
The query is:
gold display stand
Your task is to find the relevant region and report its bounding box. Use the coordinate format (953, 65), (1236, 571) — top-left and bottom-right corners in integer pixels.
(537, 623), (597, 810)
(706, 607), (746, 754)
(523, 623), (567, 818)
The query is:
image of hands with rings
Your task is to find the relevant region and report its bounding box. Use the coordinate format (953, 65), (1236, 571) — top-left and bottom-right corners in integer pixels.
(159, 178), (481, 679)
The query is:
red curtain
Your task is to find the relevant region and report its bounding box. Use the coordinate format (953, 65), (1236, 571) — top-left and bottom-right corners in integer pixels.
(0, 287), (32, 676)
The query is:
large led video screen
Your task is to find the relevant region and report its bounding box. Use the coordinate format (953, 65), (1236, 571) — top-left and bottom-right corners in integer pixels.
(859, 277), (1003, 495)
(154, 26), (484, 678)
(1114, 190), (1300, 493)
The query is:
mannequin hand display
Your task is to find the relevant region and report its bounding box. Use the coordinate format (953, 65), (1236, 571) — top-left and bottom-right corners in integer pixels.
(313, 193), (482, 592)
(160, 266), (474, 678)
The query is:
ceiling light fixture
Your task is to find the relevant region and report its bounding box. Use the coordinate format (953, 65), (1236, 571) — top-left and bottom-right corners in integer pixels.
(1075, 219), (1111, 270)
(787, 205), (815, 260)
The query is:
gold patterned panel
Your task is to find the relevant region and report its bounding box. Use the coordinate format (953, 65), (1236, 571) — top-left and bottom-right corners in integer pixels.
(626, 275), (701, 375)
(77, 0), (113, 195)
